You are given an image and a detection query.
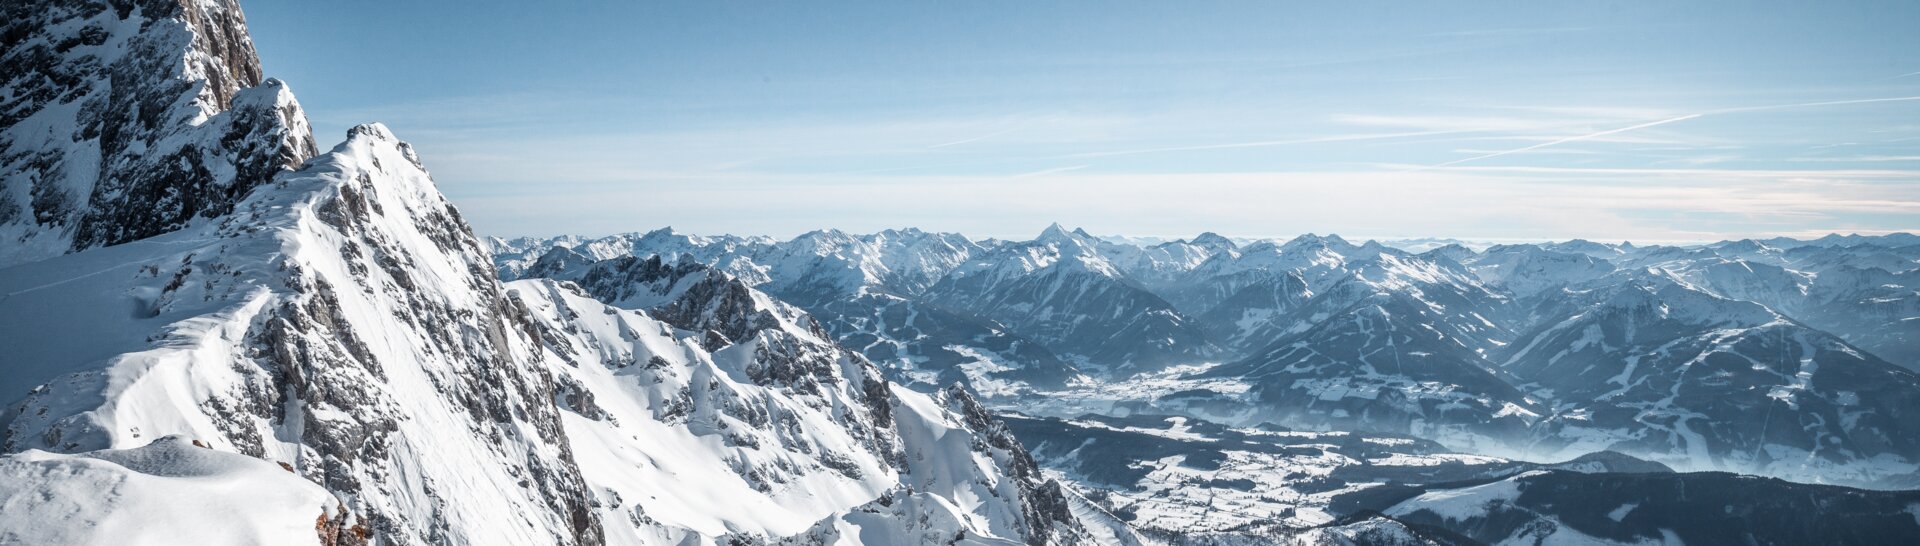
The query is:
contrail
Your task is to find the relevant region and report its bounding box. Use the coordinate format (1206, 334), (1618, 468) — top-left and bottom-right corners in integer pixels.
(1710, 95), (1920, 114)
(1065, 129), (1478, 159)
(1421, 95), (1920, 169)
(1422, 114), (1702, 169)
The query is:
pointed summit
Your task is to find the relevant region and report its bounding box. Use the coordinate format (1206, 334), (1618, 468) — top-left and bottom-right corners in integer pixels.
(1036, 222), (1078, 244)
(1, 0), (317, 267)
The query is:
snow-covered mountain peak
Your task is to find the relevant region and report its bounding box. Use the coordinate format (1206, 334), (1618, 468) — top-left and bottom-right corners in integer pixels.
(634, 226), (699, 247)
(1469, 244), (1617, 298)
(1351, 252), (1491, 294)
(1188, 231), (1236, 252)
(791, 227), (859, 247)
(508, 275), (1123, 544)
(1281, 232), (1355, 252)
(1712, 238), (1782, 255)
(1540, 238), (1629, 259)
(1033, 222), (1097, 248)
(2, 121), (607, 545)
(1, 0), (317, 267)
(1560, 267), (1787, 330)
(1195, 235), (1372, 291)
(1419, 242), (1477, 265)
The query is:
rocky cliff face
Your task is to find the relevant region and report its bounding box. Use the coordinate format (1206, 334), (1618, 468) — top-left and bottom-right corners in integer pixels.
(509, 270), (1135, 545)
(1, 0), (316, 268)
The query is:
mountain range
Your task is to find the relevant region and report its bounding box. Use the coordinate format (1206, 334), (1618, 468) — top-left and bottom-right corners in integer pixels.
(492, 222), (1920, 483)
(3, 1), (1918, 545)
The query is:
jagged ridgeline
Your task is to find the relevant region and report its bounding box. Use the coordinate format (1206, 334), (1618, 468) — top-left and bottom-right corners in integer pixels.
(7, 0), (1920, 545)
(495, 222), (1920, 489)
(0, 1), (1135, 545)
(0, 0), (315, 268)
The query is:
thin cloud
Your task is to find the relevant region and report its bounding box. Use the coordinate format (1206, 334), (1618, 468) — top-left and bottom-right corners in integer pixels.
(1710, 95), (1920, 114)
(1418, 114), (1703, 169)
(928, 125), (1028, 149)
(1010, 165), (1092, 178)
(1417, 95), (1920, 169)
(1413, 164), (1920, 179)
(1789, 155), (1920, 163)
(1060, 129), (1481, 159)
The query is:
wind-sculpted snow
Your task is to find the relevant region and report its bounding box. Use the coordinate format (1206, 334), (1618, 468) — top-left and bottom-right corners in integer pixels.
(0, 436), (350, 546)
(1, 125), (601, 546)
(509, 276), (1135, 545)
(0, 0), (316, 268)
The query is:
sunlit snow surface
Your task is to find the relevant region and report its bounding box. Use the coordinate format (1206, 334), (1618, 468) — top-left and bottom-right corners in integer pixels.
(0, 437), (336, 546)
(1001, 410), (1530, 536)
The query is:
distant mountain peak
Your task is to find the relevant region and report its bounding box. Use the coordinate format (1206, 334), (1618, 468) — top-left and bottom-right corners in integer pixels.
(1189, 231), (1236, 251)
(1283, 232), (1353, 250)
(1036, 222), (1075, 242)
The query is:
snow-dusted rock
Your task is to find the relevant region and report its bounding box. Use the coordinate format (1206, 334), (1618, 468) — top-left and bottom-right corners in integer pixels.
(510, 276), (1129, 544)
(1, 125), (602, 546)
(0, 0), (316, 268)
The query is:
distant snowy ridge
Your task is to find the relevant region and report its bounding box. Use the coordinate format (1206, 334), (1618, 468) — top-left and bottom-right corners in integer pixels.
(499, 225), (1920, 487)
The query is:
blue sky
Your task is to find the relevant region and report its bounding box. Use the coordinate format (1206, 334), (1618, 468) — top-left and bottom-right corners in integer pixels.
(244, 1), (1920, 242)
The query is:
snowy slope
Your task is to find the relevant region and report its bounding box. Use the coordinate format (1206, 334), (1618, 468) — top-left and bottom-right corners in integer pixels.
(1, 125), (601, 546)
(1632, 253), (1920, 371)
(0, 0), (316, 268)
(495, 228), (777, 285)
(1170, 235), (1412, 351)
(506, 229), (1084, 393)
(925, 224), (1216, 374)
(0, 436), (346, 546)
(1467, 244), (1616, 299)
(1381, 470), (1920, 545)
(1098, 231), (1238, 291)
(1502, 270), (1920, 485)
(496, 225), (1920, 490)
(509, 277), (1136, 545)
(1006, 413), (1683, 545)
